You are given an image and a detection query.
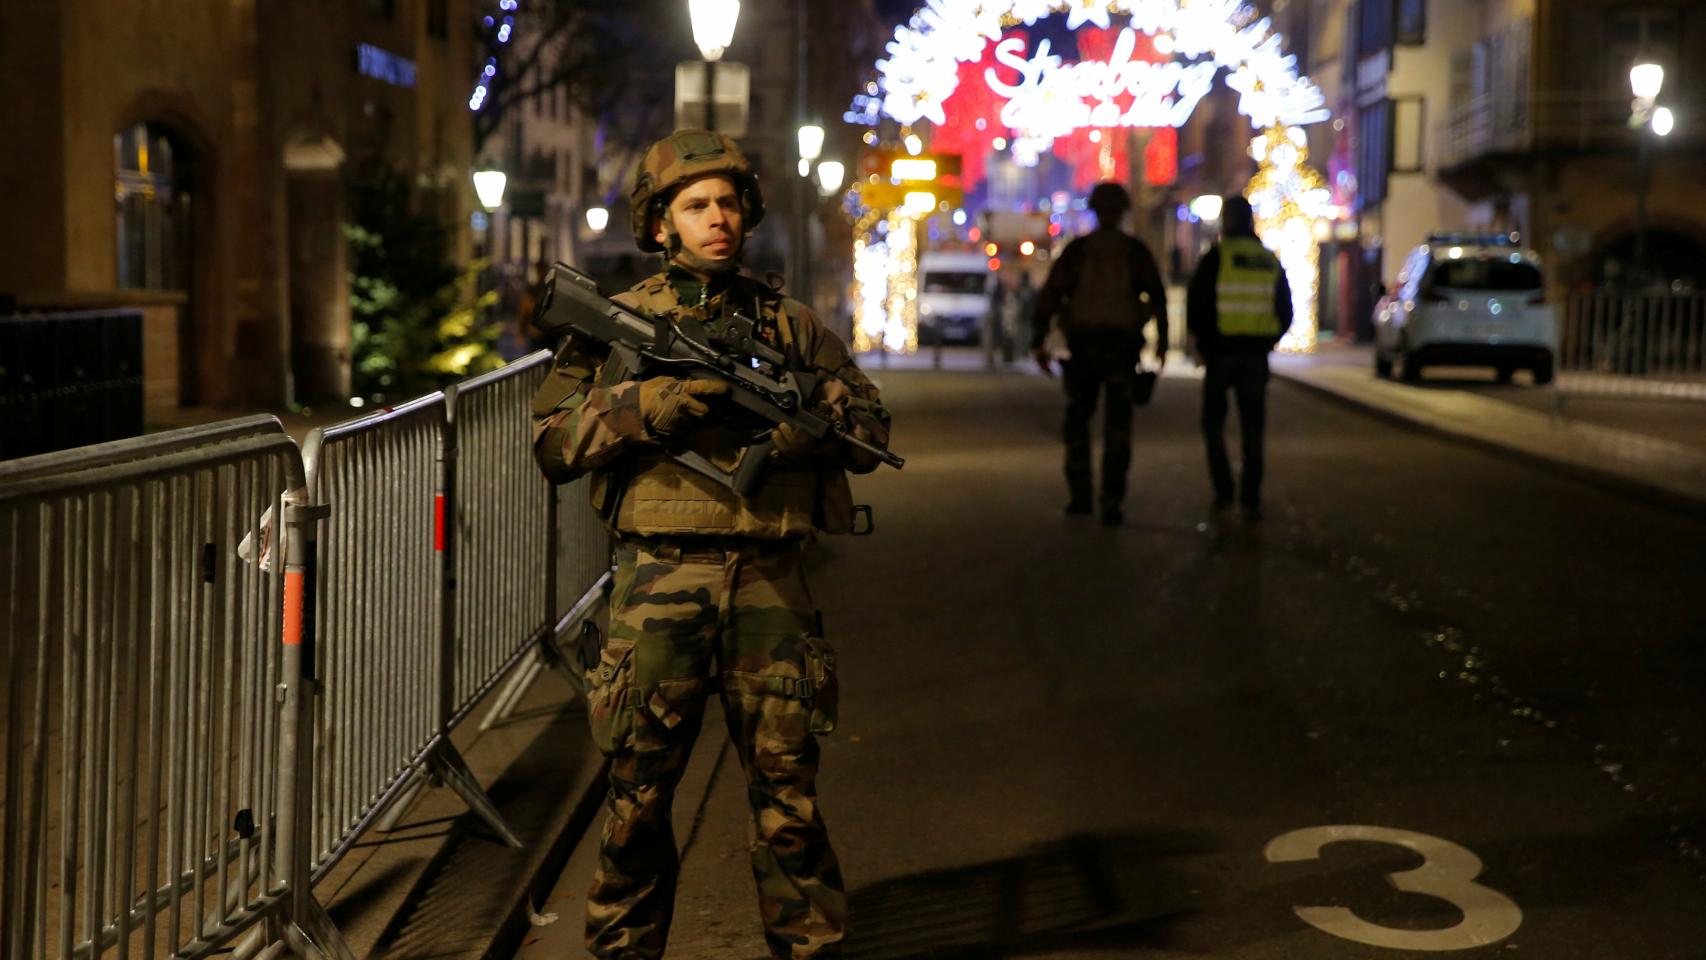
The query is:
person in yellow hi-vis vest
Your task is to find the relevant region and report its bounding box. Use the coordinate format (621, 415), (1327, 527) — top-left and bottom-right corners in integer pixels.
(1186, 196), (1291, 520)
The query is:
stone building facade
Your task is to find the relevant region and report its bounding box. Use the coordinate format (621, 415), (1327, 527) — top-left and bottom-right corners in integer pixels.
(0, 0), (477, 412)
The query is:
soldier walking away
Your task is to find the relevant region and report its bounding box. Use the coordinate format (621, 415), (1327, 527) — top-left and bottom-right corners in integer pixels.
(528, 129), (892, 959)
(1186, 195), (1291, 520)
(1029, 182), (1168, 527)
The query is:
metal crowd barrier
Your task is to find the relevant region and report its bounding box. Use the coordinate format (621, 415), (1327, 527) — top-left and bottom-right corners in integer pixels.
(1559, 292), (1706, 400)
(300, 354), (613, 875)
(2, 355), (615, 960)
(298, 392), (522, 879)
(0, 418), (341, 960)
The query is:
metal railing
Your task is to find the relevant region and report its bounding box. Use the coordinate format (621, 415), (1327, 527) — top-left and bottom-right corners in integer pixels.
(2, 353), (615, 960)
(0, 418), (338, 960)
(1558, 292), (1706, 399)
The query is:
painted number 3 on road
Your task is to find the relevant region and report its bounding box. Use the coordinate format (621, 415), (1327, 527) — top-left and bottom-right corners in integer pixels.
(1265, 826), (1523, 951)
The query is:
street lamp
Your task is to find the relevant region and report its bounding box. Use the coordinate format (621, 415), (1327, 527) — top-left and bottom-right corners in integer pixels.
(473, 169), (507, 211)
(1651, 106), (1676, 138)
(472, 168), (507, 266)
(797, 124), (824, 163)
(585, 206), (609, 235)
(688, 0), (739, 60)
(1630, 62), (1664, 104)
(1628, 62), (1666, 289)
(816, 160), (845, 197)
(687, 0), (740, 130)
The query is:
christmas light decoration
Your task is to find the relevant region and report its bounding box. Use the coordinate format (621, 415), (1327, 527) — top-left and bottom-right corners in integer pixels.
(1245, 126), (1333, 352)
(878, 0), (1329, 147)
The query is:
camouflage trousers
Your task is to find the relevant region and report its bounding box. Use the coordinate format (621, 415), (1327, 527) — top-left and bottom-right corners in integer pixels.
(584, 536), (846, 959)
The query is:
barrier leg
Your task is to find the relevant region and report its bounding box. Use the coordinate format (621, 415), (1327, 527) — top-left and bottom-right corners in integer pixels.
(280, 897), (357, 960)
(426, 741), (524, 848)
(373, 771), (428, 835)
(477, 648), (545, 732)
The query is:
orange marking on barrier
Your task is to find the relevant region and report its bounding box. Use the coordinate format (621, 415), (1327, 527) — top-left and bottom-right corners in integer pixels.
(434, 493), (446, 551)
(283, 572), (304, 646)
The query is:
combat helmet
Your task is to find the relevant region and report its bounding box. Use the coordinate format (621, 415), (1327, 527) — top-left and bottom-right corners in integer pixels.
(630, 129), (766, 252)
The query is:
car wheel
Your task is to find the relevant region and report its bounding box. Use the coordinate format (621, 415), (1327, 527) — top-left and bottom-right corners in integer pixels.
(1374, 351), (1393, 379)
(1495, 365), (1515, 384)
(1532, 357), (1555, 385)
(1400, 352), (1423, 382)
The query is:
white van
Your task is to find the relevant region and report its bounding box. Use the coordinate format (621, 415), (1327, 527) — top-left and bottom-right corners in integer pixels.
(918, 251), (992, 345)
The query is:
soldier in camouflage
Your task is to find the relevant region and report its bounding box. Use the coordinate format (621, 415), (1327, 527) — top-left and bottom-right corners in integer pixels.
(529, 129), (891, 959)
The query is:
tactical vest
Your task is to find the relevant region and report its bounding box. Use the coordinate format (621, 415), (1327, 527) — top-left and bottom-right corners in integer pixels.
(1214, 237), (1283, 338)
(589, 274), (855, 539)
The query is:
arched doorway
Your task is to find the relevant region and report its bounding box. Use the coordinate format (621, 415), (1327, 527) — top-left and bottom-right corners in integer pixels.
(114, 122), (198, 402)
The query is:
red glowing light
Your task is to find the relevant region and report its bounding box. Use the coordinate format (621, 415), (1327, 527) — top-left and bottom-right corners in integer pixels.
(987, 257), (1002, 271)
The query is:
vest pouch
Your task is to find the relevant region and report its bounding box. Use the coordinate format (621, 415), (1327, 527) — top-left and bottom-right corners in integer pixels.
(802, 635), (839, 735)
(585, 641), (635, 757)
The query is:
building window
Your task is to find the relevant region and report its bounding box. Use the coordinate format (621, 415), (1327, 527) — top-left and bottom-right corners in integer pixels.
(1396, 0), (1425, 46)
(114, 123), (192, 291)
(1356, 99), (1393, 211)
(1357, 0), (1395, 60)
(428, 0), (448, 38)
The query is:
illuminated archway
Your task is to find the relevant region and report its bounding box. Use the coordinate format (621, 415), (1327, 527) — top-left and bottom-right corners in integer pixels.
(854, 0), (1332, 353)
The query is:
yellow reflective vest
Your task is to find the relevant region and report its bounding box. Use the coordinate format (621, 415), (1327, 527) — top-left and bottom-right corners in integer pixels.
(1214, 237), (1283, 338)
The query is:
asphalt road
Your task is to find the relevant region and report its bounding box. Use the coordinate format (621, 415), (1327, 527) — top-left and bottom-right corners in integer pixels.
(621, 366), (1706, 959)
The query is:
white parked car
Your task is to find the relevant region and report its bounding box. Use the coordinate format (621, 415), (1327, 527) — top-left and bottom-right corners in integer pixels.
(1373, 235), (1557, 384)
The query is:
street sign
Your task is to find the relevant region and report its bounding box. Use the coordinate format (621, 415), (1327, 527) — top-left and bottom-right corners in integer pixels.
(675, 60), (750, 137)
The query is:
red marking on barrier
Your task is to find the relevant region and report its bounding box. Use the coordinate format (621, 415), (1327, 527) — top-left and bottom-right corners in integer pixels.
(283, 572), (304, 646)
(434, 493), (446, 551)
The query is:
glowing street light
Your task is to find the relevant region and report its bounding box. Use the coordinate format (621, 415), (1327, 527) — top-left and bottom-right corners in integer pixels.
(797, 124), (825, 162)
(585, 206), (610, 234)
(1189, 194), (1223, 221)
(688, 0), (740, 61)
(816, 160), (846, 196)
(1651, 106), (1675, 137)
(1630, 62), (1665, 101)
(473, 169), (507, 211)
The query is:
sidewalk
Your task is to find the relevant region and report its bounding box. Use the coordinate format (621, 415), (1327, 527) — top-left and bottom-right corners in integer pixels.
(1270, 341), (1706, 517)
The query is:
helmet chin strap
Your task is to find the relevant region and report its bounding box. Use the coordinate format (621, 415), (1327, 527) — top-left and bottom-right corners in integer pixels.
(660, 212), (742, 276)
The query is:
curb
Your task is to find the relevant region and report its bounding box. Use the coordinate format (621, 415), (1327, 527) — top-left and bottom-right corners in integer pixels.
(486, 757), (611, 960)
(1271, 370), (1706, 523)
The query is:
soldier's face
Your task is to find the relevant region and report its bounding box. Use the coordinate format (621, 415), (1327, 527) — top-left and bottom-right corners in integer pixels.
(657, 175), (743, 264)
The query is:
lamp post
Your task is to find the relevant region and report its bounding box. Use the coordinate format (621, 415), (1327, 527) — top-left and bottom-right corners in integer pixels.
(688, 0), (739, 129)
(1628, 62), (1665, 289)
(473, 168), (507, 281)
(795, 121), (824, 308)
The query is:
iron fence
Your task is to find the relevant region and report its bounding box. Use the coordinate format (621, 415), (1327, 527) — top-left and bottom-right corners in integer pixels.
(1559, 292), (1706, 400)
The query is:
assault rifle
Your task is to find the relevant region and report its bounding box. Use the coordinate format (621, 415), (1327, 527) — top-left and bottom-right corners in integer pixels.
(534, 262), (904, 497)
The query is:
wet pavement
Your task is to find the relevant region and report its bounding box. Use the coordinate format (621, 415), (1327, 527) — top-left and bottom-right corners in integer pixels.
(515, 363), (1706, 958)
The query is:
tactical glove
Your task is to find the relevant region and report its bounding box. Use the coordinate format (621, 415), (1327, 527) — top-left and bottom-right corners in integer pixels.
(638, 378), (730, 436)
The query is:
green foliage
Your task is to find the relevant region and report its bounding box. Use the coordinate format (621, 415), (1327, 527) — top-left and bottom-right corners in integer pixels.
(346, 170), (503, 401)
